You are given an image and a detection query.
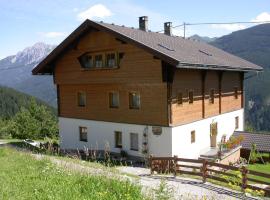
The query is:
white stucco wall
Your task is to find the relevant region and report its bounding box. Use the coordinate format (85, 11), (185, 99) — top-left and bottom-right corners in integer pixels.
(171, 109), (244, 159)
(59, 117), (172, 158)
(59, 109), (243, 159)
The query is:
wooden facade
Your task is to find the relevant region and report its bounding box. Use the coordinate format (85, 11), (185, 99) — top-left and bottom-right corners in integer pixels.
(170, 69), (243, 126)
(54, 30), (244, 127)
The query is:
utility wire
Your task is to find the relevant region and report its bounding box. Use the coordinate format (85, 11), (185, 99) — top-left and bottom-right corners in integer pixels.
(156, 20), (270, 37)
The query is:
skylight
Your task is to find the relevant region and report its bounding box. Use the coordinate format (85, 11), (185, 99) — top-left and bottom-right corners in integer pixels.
(158, 43), (175, 51)
(199, 50), (212, 56)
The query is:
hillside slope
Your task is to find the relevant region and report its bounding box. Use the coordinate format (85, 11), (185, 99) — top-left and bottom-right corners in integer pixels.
(211, 23), (270, 131)
(0, 86), (56, 119)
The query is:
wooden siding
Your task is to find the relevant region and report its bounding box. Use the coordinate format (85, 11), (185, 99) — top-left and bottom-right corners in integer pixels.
(170, 70), (243, 126)
(54, 31), (162, 85)
(58, 83), (168, 126)
(55, 30), (168, 126)
(171, 70), (203, 125)
(221, 72), (242, 113)
(204, 71), (220, 118)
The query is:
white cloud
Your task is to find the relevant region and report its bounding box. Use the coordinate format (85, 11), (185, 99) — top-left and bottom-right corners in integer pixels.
(77, 4), (112, 21)
(39, 32), (66, 38)
(251, 12), (270, 23)
(211, 24), (246, 31)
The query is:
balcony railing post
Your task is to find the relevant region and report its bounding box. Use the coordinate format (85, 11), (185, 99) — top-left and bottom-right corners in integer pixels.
(173, 155), (178, 177)
(149, 154), (153, 175)
(241, 166), (248, 192)
(202, 159), (208, 183)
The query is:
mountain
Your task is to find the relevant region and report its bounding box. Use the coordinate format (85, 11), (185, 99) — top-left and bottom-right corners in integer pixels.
(188, 34), (217, 43)
(0, 86), (56, 119)
(211, 23), (270, 131)
(0, 43), (57, 107)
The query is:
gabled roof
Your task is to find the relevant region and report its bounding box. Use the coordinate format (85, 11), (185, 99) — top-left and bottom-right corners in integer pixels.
(233, 131), (270, 153)
(32, 19), (263, 75)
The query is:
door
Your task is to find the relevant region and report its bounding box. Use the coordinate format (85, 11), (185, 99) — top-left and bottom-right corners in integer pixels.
(210, 122), (218, 148)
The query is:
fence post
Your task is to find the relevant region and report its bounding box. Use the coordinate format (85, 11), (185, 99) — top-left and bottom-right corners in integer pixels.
(149, 155), (153, 175)
(173, 155), (178, 177)
(241, 166), (248, 192)
(202, 159), (208, 183)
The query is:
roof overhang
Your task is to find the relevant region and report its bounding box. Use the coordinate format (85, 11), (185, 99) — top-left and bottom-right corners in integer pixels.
(177, 62), (263, 72)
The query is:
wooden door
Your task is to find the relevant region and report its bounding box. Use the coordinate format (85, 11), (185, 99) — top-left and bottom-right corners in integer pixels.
(210, 122), (218, 148)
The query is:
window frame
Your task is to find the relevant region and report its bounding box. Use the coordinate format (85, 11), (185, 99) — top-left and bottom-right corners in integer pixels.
(78, 52), (120, 70)
(188, 90), (194, 104)
(209, 89), (215, 104)
(109, 91), (120, 108)
(78, 54), (94, 69)
(77, 91), (86, 107)
(106, 52), (117, 68)
(234, 87), (238, 99)
(94, 54), (103, 68)
(79, 126), (88, 142)
(130, 132), (139, 151)
(235, 116), (239, 130)
(129, 92), (141, 109)
(114, 131), (122, 148)
(191, 130), (196, 143)
(177, 92), (183, 105)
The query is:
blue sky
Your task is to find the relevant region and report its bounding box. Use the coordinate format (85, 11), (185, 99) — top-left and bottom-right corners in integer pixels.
(1, 0), (270, 59)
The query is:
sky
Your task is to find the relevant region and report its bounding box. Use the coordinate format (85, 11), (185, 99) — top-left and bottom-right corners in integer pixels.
(1, 0), (270, 59)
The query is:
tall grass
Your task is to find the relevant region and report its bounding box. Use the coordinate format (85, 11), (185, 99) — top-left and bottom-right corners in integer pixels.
(0, 148), (146, 200)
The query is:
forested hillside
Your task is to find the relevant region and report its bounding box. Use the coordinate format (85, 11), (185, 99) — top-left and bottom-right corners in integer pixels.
(211, 23), (270, 131)
(0, 86), (56, 119)
(0, 86), (58, 139)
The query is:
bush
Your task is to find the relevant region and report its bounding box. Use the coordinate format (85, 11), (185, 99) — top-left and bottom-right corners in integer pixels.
(3, 99), (58, 140)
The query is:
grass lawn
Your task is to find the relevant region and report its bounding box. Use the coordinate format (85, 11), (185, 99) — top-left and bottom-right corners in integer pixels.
(247, 163), (270, 184)
(0, 147), (146, 200)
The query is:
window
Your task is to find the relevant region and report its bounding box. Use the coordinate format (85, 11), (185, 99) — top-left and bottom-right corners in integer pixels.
(188, 91), (194, 104)
(234, 87), (238, 99)
(79, 127), (87, 142)
(130, 133), (139, 151)
(235, 116), (239, 129)
(109, 92), (119, 108)
(78, 52), (121, 69)
(95, 54), (103, 67)
(191, 130), (195, 143)
(129, 92), (140, 109)
(210, 89), (215, 104)
(106, 53), (116, 68)
(79, 54), (94, 69)
(177, 92), (183, 105)
(78, 92), (86, 107)
(115, 131), (122, 148)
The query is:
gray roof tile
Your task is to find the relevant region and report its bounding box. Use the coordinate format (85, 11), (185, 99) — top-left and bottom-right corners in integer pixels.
(233, 131), (270, 152)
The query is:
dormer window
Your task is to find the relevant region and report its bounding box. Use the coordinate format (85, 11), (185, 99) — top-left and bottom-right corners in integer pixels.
(95, 55), (103, 68)
(78, 54), (94, 69)
(106, 53), (116, 68)
(78, 52), (122, 69)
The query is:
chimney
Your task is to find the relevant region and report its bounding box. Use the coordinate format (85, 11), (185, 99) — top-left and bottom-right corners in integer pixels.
(164, 22), (172, 36)
(139, 16), (148, 31)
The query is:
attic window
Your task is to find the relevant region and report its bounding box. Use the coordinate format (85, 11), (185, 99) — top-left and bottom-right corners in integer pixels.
(158, 44), (175, 51)
(199, 50), (212, 56)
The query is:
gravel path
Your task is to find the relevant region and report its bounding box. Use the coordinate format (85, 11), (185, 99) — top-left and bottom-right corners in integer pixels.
(32, 153), (262, 200)
(117, 166), (261, 200)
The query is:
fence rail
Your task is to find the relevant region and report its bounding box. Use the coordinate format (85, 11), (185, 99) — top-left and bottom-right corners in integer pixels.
(149, 155), (270, 196)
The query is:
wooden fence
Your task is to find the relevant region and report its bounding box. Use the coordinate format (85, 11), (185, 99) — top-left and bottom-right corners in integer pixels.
(149, 155), (270, 196)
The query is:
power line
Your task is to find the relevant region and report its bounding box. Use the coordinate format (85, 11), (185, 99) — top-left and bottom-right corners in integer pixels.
(156, 20), (270, 38)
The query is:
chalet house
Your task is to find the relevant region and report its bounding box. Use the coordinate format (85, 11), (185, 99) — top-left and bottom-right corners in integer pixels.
(33, 16), (262, 159)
